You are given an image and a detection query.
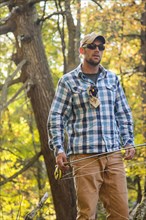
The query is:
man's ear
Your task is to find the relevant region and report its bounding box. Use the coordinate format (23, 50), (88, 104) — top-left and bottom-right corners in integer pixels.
(79, 47), (85, 55)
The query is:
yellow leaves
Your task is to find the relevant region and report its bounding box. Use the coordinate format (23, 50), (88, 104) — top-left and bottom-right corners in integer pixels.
(0, 0), (145, 218)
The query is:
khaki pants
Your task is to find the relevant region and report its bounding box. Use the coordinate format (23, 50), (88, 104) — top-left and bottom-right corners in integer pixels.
(70, 152), (129, 220)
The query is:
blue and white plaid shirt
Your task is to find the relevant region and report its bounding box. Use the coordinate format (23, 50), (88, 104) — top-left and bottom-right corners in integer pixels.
(48, 64), (134, 155)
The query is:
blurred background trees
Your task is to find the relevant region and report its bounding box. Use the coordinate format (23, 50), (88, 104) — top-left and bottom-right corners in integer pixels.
(0, 0), (145, 219)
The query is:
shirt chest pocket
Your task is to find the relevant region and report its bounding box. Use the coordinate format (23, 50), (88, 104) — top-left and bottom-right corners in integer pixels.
(103, 84), (117, 103)
(71, 87), (89, 108)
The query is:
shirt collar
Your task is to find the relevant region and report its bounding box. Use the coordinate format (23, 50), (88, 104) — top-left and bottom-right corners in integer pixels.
(76, 64), (107, 79)
(99, 65), (107, 79)
(76, 64), (83, 78)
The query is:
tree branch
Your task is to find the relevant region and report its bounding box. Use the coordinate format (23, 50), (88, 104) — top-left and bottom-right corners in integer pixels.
(0, 78), (33, 114)
(130, 196), (146, 220)
(0, 3), (23, 35)
(0, 146), (22, 159)
(0, 19), (16, 35)
(0, 0), (9, 3)
(0, 77), (21, 90)
(0, 151), (42, 186)
(91, 0), (103, 9)
(122, 34), (141, 39)
(40, 0), (47, 21)
(55, 0), (67, 74)
(28, 0), (49, 5)
(0, 59), (26, 112)
(25, 192), (49, 220)
(37, 11), (65, 24)
(122, 66), (143, 77)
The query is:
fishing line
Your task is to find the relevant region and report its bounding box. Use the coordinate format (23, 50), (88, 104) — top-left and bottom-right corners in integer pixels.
(55, 144), (146, 180)
(109, 209), (129, 220)
(63, 143), (146, 170)
(61, 161), (146, 180)
(61, 160), (145, 220)
(68, 144), (146, 166)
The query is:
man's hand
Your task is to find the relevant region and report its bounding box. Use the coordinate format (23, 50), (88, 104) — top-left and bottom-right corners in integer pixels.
(56, 152), (69, 172)
(124, 145), (135, 160)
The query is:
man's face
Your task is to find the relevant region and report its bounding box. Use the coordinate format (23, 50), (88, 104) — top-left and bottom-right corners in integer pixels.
(81, 40), (104, 66)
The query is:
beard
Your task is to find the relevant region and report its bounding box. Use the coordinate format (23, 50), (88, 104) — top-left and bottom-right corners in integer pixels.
(85, 57), (101, 66)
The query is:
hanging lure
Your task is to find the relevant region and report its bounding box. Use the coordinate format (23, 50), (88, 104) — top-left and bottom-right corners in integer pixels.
(54, 165), (63, 180)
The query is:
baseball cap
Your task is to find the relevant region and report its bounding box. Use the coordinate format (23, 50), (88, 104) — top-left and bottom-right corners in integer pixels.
(80, 32), (106, 47)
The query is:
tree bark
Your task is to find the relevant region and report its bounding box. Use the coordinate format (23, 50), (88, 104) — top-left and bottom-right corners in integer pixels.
(75, 0), (81, 66)
(130, 3), (146, 219)
(1, 1), (76, 219)
(140, 1), (146, 138)
(65, 0), (77, 72)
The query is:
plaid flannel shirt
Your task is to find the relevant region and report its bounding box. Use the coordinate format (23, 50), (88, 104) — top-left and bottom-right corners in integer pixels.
(48, 64), (134, 156)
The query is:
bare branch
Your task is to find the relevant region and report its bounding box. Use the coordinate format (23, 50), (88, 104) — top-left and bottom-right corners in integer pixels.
(0, 5), (20, 35)
(0, 59), (26, 111)
(0, 146), (22, 159)
(0, 20), (16, 35)
(37, 11), (65, 24)
(0, 4), (24, 35)
(0, 78), (33, 114)
(54, 0), (67, 74)
(25, 192), (49, 220)
(130, 196), (146, 220)
(0, 77), (21, 90)
(122, 34), (141, 39)
(0, 151), (42, 186)
(40, 0), (47, 21)
(28, 0), (49, 5)
(122, 66), (143, 77)
(91, 0), (103, 9)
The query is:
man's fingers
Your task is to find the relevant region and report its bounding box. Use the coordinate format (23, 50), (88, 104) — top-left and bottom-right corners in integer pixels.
(56, 153), (69, 172)
(124, 148), (135, 160)
(58, 162), (69, 172)
(57, 159), (66, 170)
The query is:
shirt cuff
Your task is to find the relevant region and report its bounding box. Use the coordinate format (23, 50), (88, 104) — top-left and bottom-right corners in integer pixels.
(123, 139), (134, 147)
(54, 146), (64, 156)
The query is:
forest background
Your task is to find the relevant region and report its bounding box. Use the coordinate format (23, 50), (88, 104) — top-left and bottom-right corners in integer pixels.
(0, 0), (146, 220)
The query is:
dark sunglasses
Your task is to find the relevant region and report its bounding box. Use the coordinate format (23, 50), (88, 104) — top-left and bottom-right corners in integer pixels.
(83, 43), (105, 51)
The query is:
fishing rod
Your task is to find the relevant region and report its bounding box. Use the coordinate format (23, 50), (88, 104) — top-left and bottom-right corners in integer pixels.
(54, 143), (146, 180)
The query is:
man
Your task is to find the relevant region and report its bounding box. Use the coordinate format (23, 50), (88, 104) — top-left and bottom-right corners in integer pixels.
(48, 32), (135, 220)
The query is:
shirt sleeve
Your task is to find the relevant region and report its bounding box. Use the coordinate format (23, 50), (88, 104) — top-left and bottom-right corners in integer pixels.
(115, 78), (134, 147)
(47, 78), (72, 155)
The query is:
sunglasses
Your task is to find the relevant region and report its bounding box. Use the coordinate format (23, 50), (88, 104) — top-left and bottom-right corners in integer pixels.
(83, 43), (105, 51)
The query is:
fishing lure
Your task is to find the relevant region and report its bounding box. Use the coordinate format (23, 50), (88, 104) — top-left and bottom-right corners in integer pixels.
(54, 165), (63, 180)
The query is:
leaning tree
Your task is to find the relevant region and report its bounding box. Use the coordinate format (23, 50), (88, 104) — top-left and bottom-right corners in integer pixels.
(0, 0), (77, 219)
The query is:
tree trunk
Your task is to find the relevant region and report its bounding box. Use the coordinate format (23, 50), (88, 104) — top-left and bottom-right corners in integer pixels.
(65, 0), (77, 72)
(75, 0), (81, 66)
(7, 2), (76, 219)
(140, 1), (146, 139)
(130, 2), (146, 219)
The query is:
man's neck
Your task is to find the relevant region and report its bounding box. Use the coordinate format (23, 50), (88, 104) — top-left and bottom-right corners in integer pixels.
(81, 62), (100, 74)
